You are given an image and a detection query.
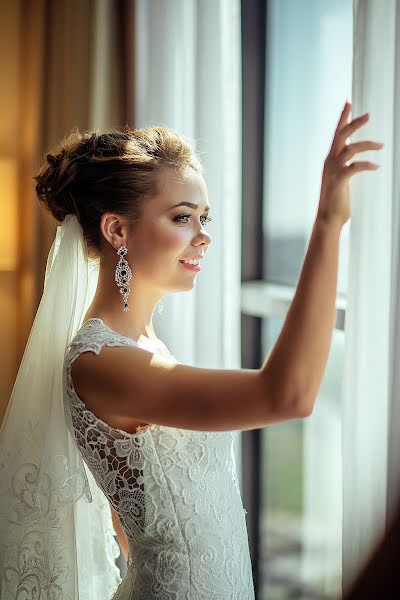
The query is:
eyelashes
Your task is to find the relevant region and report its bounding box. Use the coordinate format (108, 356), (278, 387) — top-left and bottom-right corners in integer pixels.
(174, 213), (213, 226)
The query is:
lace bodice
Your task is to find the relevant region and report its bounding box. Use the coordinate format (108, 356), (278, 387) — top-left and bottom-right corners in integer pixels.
(63, 318), (254, 599)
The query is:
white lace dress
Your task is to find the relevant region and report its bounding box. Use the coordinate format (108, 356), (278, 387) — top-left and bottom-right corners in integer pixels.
(63, 318), (255, 599)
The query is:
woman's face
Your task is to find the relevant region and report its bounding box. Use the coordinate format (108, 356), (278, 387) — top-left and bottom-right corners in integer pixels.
(128, 167), (212, 292)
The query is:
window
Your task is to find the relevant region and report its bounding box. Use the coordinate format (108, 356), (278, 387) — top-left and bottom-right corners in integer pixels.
(241, 0), (353, 597)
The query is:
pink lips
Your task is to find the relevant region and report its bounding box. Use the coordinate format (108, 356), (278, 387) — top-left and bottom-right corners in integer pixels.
(179, 260), (201, 272)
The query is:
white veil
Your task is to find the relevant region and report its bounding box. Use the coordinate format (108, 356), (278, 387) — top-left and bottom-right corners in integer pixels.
(0, 214), (121, 599)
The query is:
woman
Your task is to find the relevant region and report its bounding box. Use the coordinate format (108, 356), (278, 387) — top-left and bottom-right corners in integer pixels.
(0, 103), (383, 599)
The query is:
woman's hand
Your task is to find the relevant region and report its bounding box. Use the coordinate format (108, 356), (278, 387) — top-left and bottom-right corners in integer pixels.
(317, 101), (384, 228)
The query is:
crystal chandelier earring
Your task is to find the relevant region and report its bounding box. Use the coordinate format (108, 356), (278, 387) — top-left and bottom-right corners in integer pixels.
(115, 245), (132, 313)
(115, 244), (163, 315)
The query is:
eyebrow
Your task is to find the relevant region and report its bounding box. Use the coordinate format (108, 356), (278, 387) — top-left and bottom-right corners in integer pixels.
(170, 201), (211, 212)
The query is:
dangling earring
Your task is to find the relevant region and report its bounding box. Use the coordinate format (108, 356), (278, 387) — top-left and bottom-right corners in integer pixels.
(115, 245), (132, 313)
(157, 298), (164, 315)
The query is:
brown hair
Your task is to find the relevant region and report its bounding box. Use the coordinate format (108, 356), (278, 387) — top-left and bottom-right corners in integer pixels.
(34, 126), (203, 259)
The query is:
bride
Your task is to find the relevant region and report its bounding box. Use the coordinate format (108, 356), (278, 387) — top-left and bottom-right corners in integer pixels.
(0, 104), (383, 598)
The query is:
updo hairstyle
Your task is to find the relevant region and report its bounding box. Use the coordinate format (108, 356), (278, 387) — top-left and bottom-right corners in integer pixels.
(34, 125), (203, 259)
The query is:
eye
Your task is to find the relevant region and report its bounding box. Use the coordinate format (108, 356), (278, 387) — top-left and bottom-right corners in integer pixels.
(174, 214), (213, 226)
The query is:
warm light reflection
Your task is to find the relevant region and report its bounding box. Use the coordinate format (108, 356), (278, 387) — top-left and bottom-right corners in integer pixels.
(0, 158), (17, 271)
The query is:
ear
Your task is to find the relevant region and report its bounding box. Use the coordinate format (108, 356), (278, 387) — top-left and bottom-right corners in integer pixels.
(100, 213), (129, 250)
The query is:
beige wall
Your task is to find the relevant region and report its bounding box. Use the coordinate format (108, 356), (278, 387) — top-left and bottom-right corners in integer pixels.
(0, 0), (21, 422)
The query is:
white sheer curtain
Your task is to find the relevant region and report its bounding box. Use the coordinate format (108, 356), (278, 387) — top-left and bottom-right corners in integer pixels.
(342, 0), (400, 593)
(133, 0), (243, 477)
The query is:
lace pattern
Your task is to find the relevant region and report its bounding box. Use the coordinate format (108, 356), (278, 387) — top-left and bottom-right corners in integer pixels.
(0, 322), (120, 599)
(63, 318), (255, 599)
(0, 423), (81, 600)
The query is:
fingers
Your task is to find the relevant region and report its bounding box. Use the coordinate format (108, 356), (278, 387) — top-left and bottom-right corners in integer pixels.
(338, 112), (370, 142)
(324, 102), (384, 182)
(330, 102), (370, 157)
(339, 140), (384, 165)
(330, 113), (369, 157)
(329, 101), (351, 155)
(335, 100), (352, 135)
(340, 161), (380, 178)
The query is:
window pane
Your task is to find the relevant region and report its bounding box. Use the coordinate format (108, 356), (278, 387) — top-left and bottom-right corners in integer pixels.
(260, 317), (344, 599)
(263, 0), (352, 295)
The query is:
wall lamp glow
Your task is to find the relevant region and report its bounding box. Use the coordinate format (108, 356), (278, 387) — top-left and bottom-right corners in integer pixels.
(0, 158), (17, 271)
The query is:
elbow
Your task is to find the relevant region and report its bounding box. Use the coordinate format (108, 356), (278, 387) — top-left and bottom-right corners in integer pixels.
(296, 395), (314, 418)
(301, 404), (313, 418)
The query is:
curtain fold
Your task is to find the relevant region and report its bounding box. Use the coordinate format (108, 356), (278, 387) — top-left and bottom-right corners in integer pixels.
(342, 0), (400, 592)
(133, 0), (243, 480)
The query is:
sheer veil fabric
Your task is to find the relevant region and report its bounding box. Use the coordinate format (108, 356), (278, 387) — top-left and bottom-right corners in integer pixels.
(0, 214), (121, 599)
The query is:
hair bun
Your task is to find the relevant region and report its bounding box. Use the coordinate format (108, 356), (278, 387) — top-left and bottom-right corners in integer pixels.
(34, 147), (78, 222)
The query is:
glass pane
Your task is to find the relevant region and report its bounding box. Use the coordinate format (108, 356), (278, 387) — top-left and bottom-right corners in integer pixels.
(260, 317), (344, 599)
(263, 0), (353, 295)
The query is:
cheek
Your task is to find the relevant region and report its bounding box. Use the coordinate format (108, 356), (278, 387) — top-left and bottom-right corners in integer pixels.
(149, 222), (188, 254)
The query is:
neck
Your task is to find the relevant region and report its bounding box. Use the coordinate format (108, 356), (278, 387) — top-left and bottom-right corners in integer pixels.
(85, 265), (164, 342)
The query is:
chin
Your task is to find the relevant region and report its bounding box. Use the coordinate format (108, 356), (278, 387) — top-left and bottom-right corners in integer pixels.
(169, 279), (197, 293)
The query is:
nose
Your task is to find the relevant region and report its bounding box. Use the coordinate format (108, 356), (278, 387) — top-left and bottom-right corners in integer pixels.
(200, 231), (212, 251)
